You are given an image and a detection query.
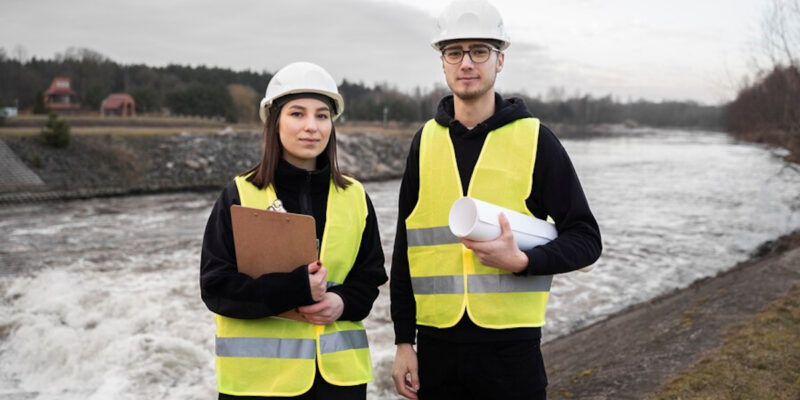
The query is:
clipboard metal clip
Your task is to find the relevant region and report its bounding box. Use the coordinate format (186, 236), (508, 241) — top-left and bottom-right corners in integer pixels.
(267, 199), (287, 213)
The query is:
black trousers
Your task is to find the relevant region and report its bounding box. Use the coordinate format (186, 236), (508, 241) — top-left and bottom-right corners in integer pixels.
(417, 334), (547, 400)
(219, 368), (366, 400)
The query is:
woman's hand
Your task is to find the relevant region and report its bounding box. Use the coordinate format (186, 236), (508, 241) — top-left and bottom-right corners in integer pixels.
(307, 260), (327, 302)
(297, 292), (344, 325)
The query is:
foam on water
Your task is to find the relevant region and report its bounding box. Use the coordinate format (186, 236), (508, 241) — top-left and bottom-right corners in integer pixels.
(1, 128), (799, 399)
(0, 250), (216, 399)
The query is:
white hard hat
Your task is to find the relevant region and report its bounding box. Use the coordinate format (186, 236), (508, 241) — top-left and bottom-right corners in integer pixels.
(431, 0), (510, 51)
(259, 61), (345, 123)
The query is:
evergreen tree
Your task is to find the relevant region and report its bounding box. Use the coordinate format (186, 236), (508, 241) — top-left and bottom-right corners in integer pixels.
(41, 112), (70, 148)
(32, 91), (47, 114)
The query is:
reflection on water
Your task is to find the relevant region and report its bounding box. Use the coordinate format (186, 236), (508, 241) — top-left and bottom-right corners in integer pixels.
(0, 128), (798, 399)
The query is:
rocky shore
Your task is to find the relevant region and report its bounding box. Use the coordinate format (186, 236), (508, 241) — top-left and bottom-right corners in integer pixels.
(0, 130), (411, 204)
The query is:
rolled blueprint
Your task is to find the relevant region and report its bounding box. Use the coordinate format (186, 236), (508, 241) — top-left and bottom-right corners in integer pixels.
(448, 197), (593, 272)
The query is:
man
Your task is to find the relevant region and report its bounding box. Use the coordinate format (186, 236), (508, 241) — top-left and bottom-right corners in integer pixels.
(390, 0), (602, 399)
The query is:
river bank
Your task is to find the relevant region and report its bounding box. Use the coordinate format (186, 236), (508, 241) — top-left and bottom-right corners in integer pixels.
(0, 121), (735, 205)
(540, 126), (800, 398)
(543, 230), (800, 399)
(733, 129), (800, 163)
(0, 130), (411, 204)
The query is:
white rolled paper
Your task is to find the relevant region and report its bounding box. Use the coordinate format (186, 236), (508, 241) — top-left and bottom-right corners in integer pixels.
(448, 197), (594, 272)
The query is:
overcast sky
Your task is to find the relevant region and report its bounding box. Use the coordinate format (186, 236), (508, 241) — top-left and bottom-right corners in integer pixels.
(1, 0), (770, 104)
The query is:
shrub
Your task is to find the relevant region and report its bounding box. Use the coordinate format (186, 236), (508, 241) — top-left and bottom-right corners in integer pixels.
(40, 112), (71, 148)
(32, 91), (48, 115)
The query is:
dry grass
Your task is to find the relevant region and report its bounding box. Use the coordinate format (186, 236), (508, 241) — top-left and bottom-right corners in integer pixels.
(0, 126), (231, 137)
(734, 129), (800, 163)
(7, 114), (228, 125)
(649, 284), (800, 400)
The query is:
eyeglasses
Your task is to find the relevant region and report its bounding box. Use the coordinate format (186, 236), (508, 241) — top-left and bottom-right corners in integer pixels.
(441, 45), (500, 64)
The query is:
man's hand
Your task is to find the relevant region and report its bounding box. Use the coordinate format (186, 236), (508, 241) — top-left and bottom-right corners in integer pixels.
(459, 213), (528, 273)
(392, 343), (420, 399)
(296, 292), (344, 325)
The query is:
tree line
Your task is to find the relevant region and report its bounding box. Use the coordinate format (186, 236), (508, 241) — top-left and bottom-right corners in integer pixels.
(726, 0), (799, 161)
(0, 46), (722, 127)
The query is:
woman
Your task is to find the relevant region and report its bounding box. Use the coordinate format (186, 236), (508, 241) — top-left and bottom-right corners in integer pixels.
(200, 62), (387, 400)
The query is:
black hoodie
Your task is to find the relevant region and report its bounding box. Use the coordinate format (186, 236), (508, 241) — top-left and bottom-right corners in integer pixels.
(200, 155), (387, 324)
(390, 94), (602, 344)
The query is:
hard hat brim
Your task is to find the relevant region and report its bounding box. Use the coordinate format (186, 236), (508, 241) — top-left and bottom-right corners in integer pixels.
(259, 89), (345, 123)
(431, 36), (510, 51)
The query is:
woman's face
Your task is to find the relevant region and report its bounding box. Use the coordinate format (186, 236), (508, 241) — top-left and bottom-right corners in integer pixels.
(277, 97), (333, 170)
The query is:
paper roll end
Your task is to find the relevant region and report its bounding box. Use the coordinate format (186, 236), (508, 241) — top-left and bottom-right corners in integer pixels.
(449, 197), (479, 238)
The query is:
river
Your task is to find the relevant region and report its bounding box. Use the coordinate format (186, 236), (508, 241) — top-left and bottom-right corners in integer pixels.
(1, 128), (798, 399)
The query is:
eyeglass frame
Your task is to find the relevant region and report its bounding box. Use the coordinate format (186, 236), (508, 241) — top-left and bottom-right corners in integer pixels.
(440, 44), (502, 65)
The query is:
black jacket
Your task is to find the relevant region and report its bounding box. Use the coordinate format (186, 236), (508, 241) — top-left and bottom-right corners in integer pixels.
(200, 156), (388, 323)
(390, 94), (602, 344)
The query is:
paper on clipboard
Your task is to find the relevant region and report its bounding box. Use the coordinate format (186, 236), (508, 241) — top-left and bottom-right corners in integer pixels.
(230, 205), (318, 278)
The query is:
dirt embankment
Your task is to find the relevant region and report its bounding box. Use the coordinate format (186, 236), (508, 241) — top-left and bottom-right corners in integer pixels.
(543, 231), (800, 399)
(0, 130), (411, 204)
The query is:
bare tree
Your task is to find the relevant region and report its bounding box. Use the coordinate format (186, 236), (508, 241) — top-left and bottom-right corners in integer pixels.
(55, 47), (108, 63)
(12, 44), (28, 63)
(761, 0), (800, 68)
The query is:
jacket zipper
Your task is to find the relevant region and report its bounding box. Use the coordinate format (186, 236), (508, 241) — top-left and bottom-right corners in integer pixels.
(300, 173), (312, 215)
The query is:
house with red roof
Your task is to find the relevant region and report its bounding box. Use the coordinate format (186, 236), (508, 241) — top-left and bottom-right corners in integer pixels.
(44, 77), (80, 113)
(100, 93), (136, 117)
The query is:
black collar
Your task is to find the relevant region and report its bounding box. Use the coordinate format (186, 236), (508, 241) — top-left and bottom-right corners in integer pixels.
(274, 155), (331, 194)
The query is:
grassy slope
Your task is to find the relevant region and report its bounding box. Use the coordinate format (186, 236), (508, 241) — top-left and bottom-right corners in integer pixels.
(649, 284), (800, 400)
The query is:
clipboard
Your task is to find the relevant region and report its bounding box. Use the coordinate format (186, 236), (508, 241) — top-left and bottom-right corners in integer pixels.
(230, 205), (318, 278)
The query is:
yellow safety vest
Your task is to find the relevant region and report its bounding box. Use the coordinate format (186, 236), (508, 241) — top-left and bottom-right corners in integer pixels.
(214, 175), (372, 397)
(406, 118), (552, 329)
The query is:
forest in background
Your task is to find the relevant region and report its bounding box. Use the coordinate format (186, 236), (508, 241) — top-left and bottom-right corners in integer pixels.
(0, 46), (722, 128)
(727, 0), (799, 161)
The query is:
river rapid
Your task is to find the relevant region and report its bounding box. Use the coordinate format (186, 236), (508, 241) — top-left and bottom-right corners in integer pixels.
(1, 128), (798, 399)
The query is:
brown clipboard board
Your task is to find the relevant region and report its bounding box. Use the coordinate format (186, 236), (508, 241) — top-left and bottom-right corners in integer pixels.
(230, 205), (318, 278)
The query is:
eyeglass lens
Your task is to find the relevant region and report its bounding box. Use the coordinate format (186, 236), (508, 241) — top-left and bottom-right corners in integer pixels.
(442, 46), (494, 64)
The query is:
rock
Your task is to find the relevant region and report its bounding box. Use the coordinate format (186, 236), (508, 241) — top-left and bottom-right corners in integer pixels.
(184, 160), (201, 170)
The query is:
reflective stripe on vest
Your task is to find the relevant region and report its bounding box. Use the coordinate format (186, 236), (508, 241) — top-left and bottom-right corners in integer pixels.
(407, 118), (553, 329)
(213, 175), (372, 397)
(411, 274), (552, 295)
(216, 337), (316, 359)
(216, 329), (368, 359)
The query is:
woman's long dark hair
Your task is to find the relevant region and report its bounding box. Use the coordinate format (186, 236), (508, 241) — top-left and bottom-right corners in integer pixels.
(241, 101), (351, 190)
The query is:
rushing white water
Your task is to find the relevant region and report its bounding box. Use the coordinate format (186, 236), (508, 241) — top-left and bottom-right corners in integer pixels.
(1, 128), (799, 399)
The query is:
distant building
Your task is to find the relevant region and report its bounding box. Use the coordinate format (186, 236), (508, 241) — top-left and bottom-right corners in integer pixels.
(0, 107), (18, 117)
(44, 77), (80, 113)
(100, 93), (136, 117)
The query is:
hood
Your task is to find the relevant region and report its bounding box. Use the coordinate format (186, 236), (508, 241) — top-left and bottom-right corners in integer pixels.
(433, 93), (533, 134)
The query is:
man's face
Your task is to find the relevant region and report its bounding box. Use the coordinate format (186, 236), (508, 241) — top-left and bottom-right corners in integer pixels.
(440, 40), (504, 101)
